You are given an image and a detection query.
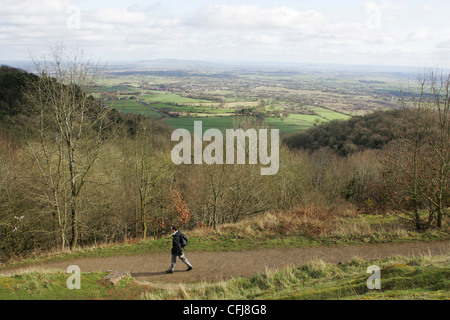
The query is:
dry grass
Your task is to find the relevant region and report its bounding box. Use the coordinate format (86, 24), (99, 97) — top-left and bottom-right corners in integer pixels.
(216, 204), (358, 237)
(197, 203), (439, 244)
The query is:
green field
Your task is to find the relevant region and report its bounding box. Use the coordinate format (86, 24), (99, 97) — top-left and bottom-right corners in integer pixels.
(96, 85), (141, 92)
(107, 98), (351, 135)
(152, 103), (234, 115)
(141, 92), (214, 104)
(308, 106), (352, 121)
(106, 98), (344, 135)
(165, 117), (235, 135)
(166, 116), (315, 135)
(265, 116), (314, 133)
(108, 100), (161, 118)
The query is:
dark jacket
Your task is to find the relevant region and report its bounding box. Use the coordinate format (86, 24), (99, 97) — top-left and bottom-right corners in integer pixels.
(171, 231), (183, 256)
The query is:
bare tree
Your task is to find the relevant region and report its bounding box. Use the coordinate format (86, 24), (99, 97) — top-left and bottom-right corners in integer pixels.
(131, 118), (175, 239)
(386, 69), (449, 230)
(23, 44), (110, 250)
(425, 70), (450, 227)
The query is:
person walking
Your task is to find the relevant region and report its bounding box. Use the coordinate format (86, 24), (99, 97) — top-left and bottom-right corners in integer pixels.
(166, 226), (193, 273)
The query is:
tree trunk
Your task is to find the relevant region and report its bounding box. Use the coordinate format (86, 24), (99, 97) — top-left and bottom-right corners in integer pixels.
(69, 199), (78, 250)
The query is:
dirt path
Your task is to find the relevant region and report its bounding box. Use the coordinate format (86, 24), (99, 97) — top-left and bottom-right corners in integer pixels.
(2, 240), (449, 285)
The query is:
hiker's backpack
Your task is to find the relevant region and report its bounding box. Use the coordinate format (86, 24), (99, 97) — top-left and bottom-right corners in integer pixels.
(180, 232), (188, 247)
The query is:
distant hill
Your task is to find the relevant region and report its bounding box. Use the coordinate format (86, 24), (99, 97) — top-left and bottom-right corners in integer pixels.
(283, 109), (403, 156)
(0, 65), (38, 117)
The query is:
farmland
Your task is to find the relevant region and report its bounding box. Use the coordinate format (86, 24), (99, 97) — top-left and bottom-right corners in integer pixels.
(107, 99), (161, 118)
(95, 61), (410, 134)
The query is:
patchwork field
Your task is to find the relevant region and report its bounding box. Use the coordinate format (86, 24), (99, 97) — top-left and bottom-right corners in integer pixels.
(95, 65), (407, 135)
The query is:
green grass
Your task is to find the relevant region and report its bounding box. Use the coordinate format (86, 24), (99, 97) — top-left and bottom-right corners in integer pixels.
(165, 117), (235, 134)
(166, 115), (314, 135)
(141, 92), (214, 104)
(265, 116), (314, 133)
(145, 255), (450, 300)
(96, 85), (141, 92)
(307, 106), (352, 121)
(108, 100), (161, 118)
(165, 110), (346, 136)
(0, 270), (142, 300)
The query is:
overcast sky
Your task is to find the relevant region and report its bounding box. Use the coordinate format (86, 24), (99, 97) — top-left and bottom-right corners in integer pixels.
(1, 0), (449, 67)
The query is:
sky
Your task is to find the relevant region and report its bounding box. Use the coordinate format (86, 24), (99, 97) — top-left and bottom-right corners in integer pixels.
(1, 0), (449, 68)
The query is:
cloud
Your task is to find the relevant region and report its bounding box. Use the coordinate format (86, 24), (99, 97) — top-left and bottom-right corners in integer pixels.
(379, 0), (409, 11)
(435, 39), (450, 49)
(0, 0), (69, 28)
(0, 1), (448, 67)
(0, 0), (68, 16)
(408, 27), (432, 41)
(421, 3), (437, 12)
(186, 5), (329, 33)
(0, 0), (73, 41)
(91, 7), (147, 25)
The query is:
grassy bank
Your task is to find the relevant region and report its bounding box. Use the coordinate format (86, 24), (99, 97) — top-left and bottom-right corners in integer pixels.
(0, 269), (142, 300)
(145, 254), (450, 300)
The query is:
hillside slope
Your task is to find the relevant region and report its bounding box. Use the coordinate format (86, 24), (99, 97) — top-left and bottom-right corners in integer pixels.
(283, 110), (403, 156)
